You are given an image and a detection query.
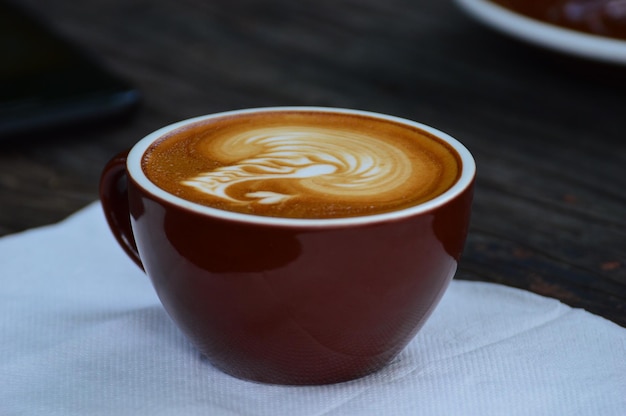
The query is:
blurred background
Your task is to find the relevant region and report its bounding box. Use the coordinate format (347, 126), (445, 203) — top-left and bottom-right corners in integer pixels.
(0, 0), (624, 325)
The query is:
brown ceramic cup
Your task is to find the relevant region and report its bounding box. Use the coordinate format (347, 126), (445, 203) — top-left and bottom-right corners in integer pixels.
(100, 107), (475, 385)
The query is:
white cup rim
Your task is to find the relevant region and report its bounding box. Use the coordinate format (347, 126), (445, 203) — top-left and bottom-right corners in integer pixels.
(127, 106), (476, 228)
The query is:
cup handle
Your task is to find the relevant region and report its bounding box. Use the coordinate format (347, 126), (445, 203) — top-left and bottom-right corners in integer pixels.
(99, 150), (145, 271)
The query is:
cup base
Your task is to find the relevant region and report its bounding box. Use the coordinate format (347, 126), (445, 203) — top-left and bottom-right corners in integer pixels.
(208, 355), (391, 386)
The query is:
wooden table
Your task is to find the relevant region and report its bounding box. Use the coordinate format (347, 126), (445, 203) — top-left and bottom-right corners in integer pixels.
(1, 0), (624, 326)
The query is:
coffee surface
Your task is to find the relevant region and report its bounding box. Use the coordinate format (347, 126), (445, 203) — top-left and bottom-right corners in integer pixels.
(142, 110), (461, 219)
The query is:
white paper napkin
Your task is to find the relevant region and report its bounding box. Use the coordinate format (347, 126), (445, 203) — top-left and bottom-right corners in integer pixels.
(1, 202), (624, 416)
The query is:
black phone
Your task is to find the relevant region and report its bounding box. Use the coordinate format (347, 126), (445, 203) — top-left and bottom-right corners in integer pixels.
(0, 1), (140, 138)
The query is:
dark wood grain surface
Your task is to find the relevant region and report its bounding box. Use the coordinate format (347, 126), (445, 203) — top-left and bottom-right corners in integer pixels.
(1, 0), (625, 326)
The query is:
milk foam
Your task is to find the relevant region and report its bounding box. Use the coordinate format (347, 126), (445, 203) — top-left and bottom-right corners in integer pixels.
(142, 110), (461, 219)
(181, 127), (413, 205)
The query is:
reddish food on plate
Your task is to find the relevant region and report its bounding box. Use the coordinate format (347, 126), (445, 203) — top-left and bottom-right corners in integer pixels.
(491, 0), (626, 40)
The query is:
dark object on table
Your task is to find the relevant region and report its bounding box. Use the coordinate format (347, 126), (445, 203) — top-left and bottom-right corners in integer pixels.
(0, 0), (139, 139)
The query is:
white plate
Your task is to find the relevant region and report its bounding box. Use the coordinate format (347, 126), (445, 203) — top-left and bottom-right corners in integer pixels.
(454, 0), (626, 65)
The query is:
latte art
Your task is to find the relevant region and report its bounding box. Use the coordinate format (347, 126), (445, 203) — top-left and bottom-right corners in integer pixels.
(181, 127), (413, 206)
(142, 110), (461, 219)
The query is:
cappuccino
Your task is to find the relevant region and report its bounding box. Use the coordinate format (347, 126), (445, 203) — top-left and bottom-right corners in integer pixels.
(142, 109), (461, 219)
